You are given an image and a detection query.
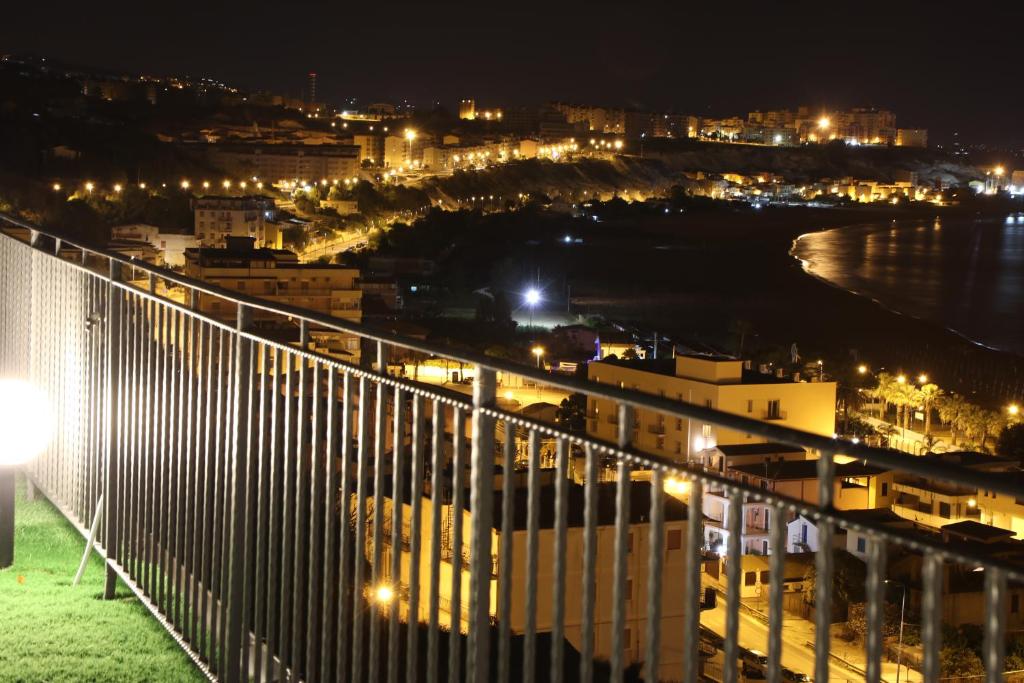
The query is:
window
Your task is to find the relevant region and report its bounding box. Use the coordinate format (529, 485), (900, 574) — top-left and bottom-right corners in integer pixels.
(675, 418), (683, 430)
(747, 399), (754, 413)
(675, 442), (682, 455)
(702, 424), (712, 439)
(939, 502), (951, 519)
(856, 537), (866, 553)
(881, 482), (889, 497)
(627, 532), (633, 553)
(745, 571), (756, 586)
(667, 529), (682, 550)
(625, 578), (633, 601)
(705, 399), (713, 409)
(800, 524), (808, 544)
(759, 571), (770, 584)
(767, 399), (781, 419)
(1013, 595), (1020, 614)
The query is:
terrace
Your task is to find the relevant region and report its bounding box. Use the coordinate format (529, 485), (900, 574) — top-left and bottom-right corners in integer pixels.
(2, 213), (1024, 682)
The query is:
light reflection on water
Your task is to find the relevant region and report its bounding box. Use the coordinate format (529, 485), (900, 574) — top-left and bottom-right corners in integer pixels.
(792, 216), (1024, 354)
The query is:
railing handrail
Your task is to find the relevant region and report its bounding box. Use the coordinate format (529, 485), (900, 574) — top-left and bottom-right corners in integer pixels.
(5, 211), (1022, 502)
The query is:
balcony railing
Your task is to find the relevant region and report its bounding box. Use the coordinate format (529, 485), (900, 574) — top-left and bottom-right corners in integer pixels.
(3, 213), (1024, 683)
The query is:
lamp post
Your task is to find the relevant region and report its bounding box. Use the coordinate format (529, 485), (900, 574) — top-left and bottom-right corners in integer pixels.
(885, 579), (908, 683)
(524, 287), (541, 328)
(0, 379), (54, 568)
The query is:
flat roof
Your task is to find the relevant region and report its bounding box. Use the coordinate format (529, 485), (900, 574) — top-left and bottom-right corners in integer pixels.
(717, 442), (806, 456)
(942, 520), (1016, 541)
(731, 460), (887, 480)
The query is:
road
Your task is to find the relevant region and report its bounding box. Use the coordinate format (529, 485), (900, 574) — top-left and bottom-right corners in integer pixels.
(299, 231), (368, 261)
(700, 599), (917, 682)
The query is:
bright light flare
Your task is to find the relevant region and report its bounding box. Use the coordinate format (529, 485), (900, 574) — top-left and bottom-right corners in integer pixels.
(664, 477), (691, 496)
(0, 379), (54, 466)
(817, 116), (831, 129)
(524, 288), (541, 306)
(373, 584), (395, 605)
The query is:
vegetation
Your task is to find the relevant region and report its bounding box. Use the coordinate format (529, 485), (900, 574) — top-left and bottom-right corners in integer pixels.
(0, 480), (204, 682)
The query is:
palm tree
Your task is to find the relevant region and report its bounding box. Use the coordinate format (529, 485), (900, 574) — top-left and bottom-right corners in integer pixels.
(870, 373), (897, 421)
(937, 393), (968, 445)
(981, 410), (1006, 452)
(918, 383), (944, 436)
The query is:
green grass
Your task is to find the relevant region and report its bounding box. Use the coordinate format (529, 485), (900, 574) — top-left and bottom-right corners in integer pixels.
(0, 478), (205, 682)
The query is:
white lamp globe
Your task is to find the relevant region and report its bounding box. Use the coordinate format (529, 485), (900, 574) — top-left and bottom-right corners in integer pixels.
(0, 379), (54, 466)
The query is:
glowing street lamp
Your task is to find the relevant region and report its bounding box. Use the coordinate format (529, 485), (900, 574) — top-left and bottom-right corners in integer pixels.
(85, 182), (95, 193)
(113, 184), (123, 194)
(896, 374), (907, 384)
(664, 477), (691, 496)
(1009, 404), (1020, 417)
(52, 183), (61, 192)
(995, 166), (1006, 177)
(222, 180), (232, 190)
(373, 583), (395, 605)
(857, 364), (868, 375)
(817, 116), (831, 130)
(917, 373), (929, 384)
(532, 346), (545, 368)
(0, 379), (54, 568)
(180, 180), (190, 190)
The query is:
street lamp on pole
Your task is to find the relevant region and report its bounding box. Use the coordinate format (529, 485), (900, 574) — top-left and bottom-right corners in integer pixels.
(524, 288), (541, 328)
(885, 579), (908, 683)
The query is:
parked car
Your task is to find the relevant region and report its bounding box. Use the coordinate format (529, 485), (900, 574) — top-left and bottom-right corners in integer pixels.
(742, 649), (769, 678)
(782, 667), (810, 682)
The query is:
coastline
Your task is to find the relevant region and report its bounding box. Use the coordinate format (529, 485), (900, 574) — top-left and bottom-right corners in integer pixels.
(790, 223), (1014, 355)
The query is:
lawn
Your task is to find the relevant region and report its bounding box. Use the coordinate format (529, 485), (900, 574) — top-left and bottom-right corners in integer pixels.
(0, 477), (206, 682)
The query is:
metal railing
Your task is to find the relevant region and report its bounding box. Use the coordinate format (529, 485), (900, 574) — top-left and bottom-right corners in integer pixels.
(3, 212), (1024, 683)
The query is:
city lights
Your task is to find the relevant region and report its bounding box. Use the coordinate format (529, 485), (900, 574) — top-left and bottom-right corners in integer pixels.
(817, 116), (831, 129)
(85, 182), (94, 193)
(917, 373), (928, 384)
(664, 477), (691, 496)
(222, 180), (231, 189)
(180, 180), (190, 189)
(857, 364), (868, 374)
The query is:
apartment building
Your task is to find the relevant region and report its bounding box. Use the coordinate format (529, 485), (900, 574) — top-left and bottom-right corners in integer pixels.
(371, 479), (691, 681)
(586, 354), (836, 463)
(192, 196), (281, 248)
(703, 459), (893, 555)
(352, 134), (383, 164)
(183, 237), (362, 330)
(203, 142), (360, 182)
(110, 224), (198, 267)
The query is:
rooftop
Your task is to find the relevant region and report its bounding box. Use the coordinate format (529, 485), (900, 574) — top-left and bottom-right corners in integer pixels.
(730, 460), (887, 481)
(716, 442), (806, 457)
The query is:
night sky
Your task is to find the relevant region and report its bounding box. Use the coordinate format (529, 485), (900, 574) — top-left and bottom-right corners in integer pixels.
(4, 2), (1023, 145)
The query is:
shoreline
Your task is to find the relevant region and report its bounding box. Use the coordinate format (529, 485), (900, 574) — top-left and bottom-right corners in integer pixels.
(789, 223), (1016, 357)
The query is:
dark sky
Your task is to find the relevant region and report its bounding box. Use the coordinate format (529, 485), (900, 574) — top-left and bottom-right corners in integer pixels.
(4, 2), (1023, 145)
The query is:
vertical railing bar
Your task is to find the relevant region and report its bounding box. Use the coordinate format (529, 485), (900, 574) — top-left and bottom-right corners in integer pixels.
(387, 387), (406, 683)
(279, 348), (295, 677)
(198, 321), (215, 658)
(369, 343), (389, 683)
(467, 367), (496, 683)
(497, 422), (516, 683)
(814, 451), (835, 683)
(644, 468), (665, 683)
(160, 304), (174, 617)
(291, 344), (311, 681)
(155, 302), (168, 611)
(550, 436), (570, 683)
(683, 478), (703, 683)
(984, 566), (1008, 683)
(305, 361), (326, 682)
(610, 403), (634, 682)
(335, 371), (355, 682)
(767, 501), (786, 683)
(406, 393), (426, 683)
(449, 408), (466, 683)
(580, 441), (599, 683)
(102, 260), (123, 601)
(922, 553), (943, 683)
(426, 399), (445, 683)
(209, 326), (226, 670)
(319, 365), (339, 683)
(181, 311), (196, 645)
(351, 375), (372, 683)
(724, 488), (743, 683)
(264, 348), (284, 681)
(171, 306), (185, 627)
(865, 536), (886, 683)
(252, 343), (271, 683)
(523, 428), (542, 681)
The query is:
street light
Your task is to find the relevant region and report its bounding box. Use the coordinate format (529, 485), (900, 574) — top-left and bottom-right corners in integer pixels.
(1009, 403), (1020, 417)
(373, 583), (395, 606)
(857, 364), (868, 375)
(0, 379), (54, 568)
(917, 373), (928, 384)
(817, 116), (831, 129)
(884, 580), (908, 683)
(532, 346), (545, 369)
(524, 287), (541, 327)
(896, 374), (907, 384)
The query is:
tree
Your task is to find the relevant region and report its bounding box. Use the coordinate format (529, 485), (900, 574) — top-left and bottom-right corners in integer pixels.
(997, 424), (1024, 460)
(937, 393), (969, 445)
(556, 394), (587, 433)
(918, 383), (944, 436)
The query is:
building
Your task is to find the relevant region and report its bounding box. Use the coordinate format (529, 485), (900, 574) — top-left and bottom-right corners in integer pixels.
(586, 355), (837, 463)
(110, 224), (198, 267)
(202, 143), (360, 183)
(192, 196), (282, 248)
(307, 71), (317, 104)
(703, 459), (893, 555)
(372, 478), (691, 681)
(896, 128), (928, 148)
(352, 134), (383, 165)
(459, 98), (476, 120)
(384, 135), (422, 168)
(183, 237), (362, 344)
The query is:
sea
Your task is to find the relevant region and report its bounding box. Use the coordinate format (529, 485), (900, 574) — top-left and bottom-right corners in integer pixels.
(791, 214), (1024, 355)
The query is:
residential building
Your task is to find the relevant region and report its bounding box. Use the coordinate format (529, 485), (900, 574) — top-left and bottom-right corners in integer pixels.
(459, 98), (476, 120)
(373, 479), (691, 681)
(586, 355), (836, 463)
(703, 459), (894, 555)
(352, 134), (383, 164)
(110, 224), (198, 267)
(183, 237), (362, 351)
(202, 142), (360, 183)
(192, 196), (282, 248)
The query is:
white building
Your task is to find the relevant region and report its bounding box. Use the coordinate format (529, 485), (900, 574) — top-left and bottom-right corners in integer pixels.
(192, 196), (282, 249)
(110, 224), (198, 267)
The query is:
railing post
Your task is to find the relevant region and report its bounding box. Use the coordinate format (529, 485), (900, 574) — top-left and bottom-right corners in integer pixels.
(467, 365), (496, 683)
(225, 304), (253, 683)
(102, 259), (123, 599)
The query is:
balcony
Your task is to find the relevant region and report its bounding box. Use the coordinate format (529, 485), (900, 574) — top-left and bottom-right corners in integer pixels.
(2, 215), (1023, 683)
